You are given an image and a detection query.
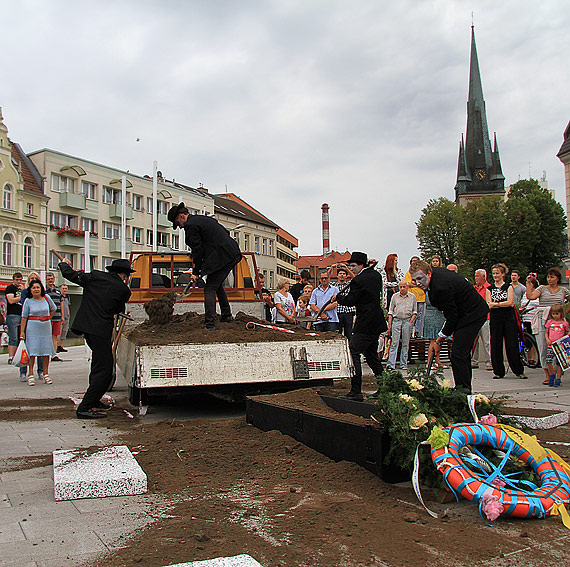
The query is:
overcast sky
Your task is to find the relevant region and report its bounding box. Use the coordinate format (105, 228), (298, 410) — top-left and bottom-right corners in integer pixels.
(2, 1), (569, 266)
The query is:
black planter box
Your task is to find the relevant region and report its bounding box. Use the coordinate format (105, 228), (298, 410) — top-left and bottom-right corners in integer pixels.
(245, 394), (410, 483)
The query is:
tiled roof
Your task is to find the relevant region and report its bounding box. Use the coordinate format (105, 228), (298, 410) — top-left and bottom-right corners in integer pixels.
(214, 195), (279, 228)
(295, 251), (351, 270)
(557, 120), (570, 159)
(9, 140), (44, 195)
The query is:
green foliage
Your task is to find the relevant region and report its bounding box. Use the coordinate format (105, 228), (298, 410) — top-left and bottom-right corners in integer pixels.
(415, 198), (461, 265)
(416, 179), (568, 278)
(370, 365), (514, 487)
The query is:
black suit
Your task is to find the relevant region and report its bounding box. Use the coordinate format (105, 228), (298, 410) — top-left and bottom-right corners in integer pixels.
(427, 267), (489, 391)
(59, 263), (131, 411)
(337, 267), (388, 394)
(183, 215), (242, 328)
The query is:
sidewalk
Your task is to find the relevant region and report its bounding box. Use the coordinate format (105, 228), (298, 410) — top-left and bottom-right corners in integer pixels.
(1, 347), (569, 566)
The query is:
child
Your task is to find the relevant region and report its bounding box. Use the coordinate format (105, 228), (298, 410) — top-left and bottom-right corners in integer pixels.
(296, 296), (312, 329)
(545, 304), (570, 387)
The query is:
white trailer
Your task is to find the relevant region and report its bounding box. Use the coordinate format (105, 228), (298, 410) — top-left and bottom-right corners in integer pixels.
(117, 334), (353, 405)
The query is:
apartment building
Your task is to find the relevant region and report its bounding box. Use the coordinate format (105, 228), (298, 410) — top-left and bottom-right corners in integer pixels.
(28, 149), (213, 285)
(0, 110), (48, 289)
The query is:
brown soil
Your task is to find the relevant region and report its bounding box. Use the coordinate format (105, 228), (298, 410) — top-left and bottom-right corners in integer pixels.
(144, 291), (179, 324)
(0, 397), (77, 421)
(0, 454), (52, 473)
(502, 406), (568, 418)
(127, 311), (340, 345)
(8, 388), (570, 567)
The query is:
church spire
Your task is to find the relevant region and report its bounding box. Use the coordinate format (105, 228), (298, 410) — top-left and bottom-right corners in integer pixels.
(455, 26), (505, 204)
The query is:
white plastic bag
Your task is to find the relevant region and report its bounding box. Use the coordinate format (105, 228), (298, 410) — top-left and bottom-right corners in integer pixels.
(12, 339), (30, 367)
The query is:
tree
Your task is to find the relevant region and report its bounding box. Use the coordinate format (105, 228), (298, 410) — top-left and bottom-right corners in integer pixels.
(415, 198), (461, 265)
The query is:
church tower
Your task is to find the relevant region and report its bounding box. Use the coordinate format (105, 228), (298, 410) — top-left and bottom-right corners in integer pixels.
(455, 26), (505, 205)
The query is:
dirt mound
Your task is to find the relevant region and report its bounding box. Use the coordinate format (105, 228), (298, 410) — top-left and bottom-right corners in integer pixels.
(144, 291), (179, 324)
(127, 311), (341, 345)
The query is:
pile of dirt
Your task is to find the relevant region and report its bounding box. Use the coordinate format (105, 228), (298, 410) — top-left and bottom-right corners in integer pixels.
(127, 311), (341, 345)
(144, 291), (179, 324)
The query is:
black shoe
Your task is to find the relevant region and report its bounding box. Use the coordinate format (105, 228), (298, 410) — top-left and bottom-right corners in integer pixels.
(340, 391), (364, 402)
(220, 315), (234, 323)
(57, 346), (68, 353)
(51, 356), (63, 362)
(76, 409), (107, 419)
(93, 400), (111, 410)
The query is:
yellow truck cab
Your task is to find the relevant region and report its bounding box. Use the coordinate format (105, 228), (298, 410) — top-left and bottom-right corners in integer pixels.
(127, 251), (260, 304)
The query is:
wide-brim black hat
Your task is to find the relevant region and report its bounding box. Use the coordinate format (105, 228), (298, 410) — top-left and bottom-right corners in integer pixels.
(349, 251), (368, 265)
(167, 202), (186, 229)
(106, 259), (136, 274)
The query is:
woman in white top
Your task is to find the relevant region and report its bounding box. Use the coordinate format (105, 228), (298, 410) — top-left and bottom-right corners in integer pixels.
(526, 267), (570, 384)
(273, 278), (296, 324)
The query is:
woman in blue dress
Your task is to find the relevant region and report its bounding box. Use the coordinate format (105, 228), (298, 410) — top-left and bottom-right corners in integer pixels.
(20, 279), (56, 386)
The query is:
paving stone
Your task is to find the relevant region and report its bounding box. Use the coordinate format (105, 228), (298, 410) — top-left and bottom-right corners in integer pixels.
(53, 445), (147, 501)
(0, 521), (25, 543)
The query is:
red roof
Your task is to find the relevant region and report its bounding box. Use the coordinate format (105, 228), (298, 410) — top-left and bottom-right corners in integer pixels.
(295, 251), (351, 270)
(9, 140), (44, 196)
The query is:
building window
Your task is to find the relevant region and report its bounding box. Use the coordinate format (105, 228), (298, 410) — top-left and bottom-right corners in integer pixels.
(132, 194), (143, 211)
(146, 230), (153, 247)
(80, 218), (97, 234)
(243, 234), (250, 252)
(269, 240), (274, 257)
(102, 256), (114, 269)
(269, 271), (274, 289)
(80, 254), (95, 271)
(157, 231), (169, 247)
(102, 222), (121, 240)
(49, 250), (73, 270)
(50, 212), (77, 229)
(132, 227), (142, 244)
(26, 203), (33, 216)
(102, 186), (122, 204)
(2, 234), (13, 265)
(262, 238), (267, 255)
(147, 198), (169, 215)
(23, 237), (33, 268)
(51, 173), (75, 193)
(81, 181), (97, 200)
(172, 234), (179, 249)
(2, 184), (13, 209)
(255, 236), (260, 253)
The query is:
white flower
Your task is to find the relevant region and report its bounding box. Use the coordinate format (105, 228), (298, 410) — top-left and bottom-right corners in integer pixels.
(399, 394), (414, 403)
(441, 379), (451, 389)
(474, 394), (490, 404)
(406, 378), (425, 391)
(410, 413), (429, 430)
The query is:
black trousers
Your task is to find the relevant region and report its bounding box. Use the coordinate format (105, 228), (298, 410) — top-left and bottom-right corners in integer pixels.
(79, 333), (114, 412)
(338, 312), (354, 340)
(450, 315), (487, 392)
(490, 314), (524, 377)
(349, 332), (383, 394)
(203, 255), (241, 329)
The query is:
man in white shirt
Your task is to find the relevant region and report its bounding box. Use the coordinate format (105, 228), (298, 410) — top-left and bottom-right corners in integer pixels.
(387, 281), (417, 372)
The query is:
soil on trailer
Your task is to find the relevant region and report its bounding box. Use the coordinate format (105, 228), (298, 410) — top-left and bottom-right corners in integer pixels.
(127, 311), (340, 346)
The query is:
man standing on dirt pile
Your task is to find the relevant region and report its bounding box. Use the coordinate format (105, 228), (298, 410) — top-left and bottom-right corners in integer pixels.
(168, 203), (242, 331)
(58, 258), (133, 419)
(409, 260), (489, 393)
(333, 252), (387, 401)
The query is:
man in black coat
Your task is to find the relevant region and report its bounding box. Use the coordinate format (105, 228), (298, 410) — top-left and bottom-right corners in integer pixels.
(59, 258), (133, 419)
(168, 203), (242, 330)
(335, 251), (388, 401)
(410, 261), (489, 392)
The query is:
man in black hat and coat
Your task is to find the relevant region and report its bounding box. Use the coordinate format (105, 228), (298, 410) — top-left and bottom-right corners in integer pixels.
(334, 251), (387, 401)
(59, 258), (133, 419)
(168, 203), (242, 330)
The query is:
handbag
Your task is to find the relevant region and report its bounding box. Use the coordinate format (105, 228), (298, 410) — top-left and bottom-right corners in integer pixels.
(12, 339), (30, 367)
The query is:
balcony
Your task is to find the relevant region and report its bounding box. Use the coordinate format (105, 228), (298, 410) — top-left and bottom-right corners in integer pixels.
(59, 192), (86, 210)
(108, 203), (134, 220)
(58, 233), (99, 253)
(108, 239), (132, 254)
(157, 213), (171, 228)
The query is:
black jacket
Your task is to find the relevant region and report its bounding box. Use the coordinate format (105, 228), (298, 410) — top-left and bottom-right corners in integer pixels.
(428, 267), (489, 337)
(336, 267), (387, 335)
(183, 215), (242, 276)
(59, 263), (131, 338)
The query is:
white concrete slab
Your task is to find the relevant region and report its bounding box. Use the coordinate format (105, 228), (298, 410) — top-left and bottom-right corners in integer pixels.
(504, 410), (569, 429)
(53, 445), (147, 501)
(165, 556), (264, 567)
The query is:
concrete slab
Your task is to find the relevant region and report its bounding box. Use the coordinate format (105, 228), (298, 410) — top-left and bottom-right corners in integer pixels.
(0, 521), (25, 544)
(166, 555), (264, 567)
(53, 445), (147, 501)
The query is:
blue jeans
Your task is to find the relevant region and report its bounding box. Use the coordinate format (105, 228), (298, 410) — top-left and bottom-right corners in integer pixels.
(6, 314), (21, 346)
(388, 318), (413, 369)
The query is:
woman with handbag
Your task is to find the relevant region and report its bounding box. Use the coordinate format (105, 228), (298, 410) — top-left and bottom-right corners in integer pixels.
(20, 278), (56, 386)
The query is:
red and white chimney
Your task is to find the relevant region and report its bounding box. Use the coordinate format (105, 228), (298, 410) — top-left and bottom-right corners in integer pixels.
(321, 203), (330, 257)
